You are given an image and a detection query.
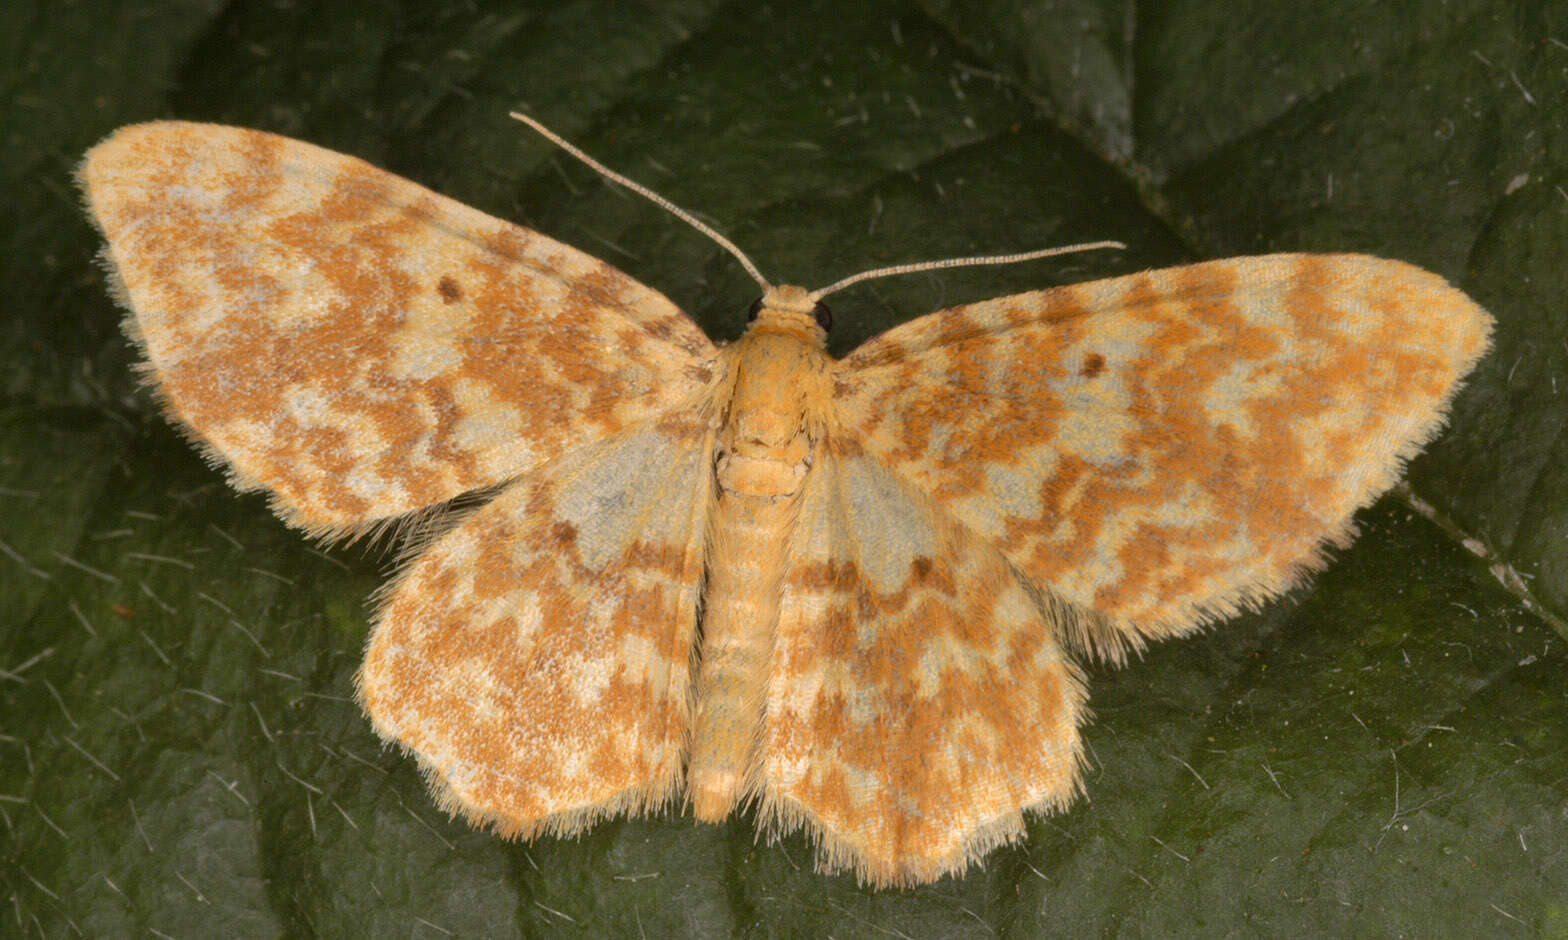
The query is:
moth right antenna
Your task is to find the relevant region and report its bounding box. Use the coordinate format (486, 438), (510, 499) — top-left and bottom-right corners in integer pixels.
(510, 111), (774, 293)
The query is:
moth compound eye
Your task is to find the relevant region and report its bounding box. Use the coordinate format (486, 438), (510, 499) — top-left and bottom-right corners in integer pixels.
(812, 301), (832, 332)
(747, 297), (764, 322)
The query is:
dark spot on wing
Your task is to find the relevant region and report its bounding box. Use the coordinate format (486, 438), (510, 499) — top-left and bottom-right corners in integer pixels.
(437, 276), (463, 304)
(1080, 352), (1105, 378)
(550, 521), (579, 547)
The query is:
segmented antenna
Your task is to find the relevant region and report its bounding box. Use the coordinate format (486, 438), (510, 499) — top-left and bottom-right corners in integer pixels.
(510, 111), (772, 292)
(510, 111), (1124, 300)
(807, 241), (1126, 301)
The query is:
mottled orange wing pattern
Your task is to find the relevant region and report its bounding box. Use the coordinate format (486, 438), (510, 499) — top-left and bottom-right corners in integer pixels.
(358, 417), (713, 835)
(835, 254), (1492, 659)
(80, 122), (715, 536)
(83, 116), (1497, 890)
(760, 446), (1086, 887)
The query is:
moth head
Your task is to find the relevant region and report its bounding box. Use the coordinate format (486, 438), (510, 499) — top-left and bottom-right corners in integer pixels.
(747, 285), (830, 342)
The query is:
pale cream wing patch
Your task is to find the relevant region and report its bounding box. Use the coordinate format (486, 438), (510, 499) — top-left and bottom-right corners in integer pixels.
(759, 447), (1086, 887)
(357, 416), (712, 836)
(80, 121), (716, 536)
(834, 254), (1493, 658)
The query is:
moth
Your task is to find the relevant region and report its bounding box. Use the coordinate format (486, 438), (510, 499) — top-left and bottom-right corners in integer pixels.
(79, 116), (1492, 887)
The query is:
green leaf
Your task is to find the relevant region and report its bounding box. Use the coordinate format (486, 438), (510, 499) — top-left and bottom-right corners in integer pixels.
(4, 0), (1564, 935)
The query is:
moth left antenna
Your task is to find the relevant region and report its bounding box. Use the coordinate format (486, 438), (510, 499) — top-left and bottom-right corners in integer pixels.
(808, 240), (1127, 302)
(509, 111), (773, 293)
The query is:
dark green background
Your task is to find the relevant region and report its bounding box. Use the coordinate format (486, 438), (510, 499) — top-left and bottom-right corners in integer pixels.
(4, 1), (1565, 935)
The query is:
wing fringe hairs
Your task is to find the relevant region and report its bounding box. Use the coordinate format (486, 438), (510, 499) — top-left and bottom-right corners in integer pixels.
(754, 759), (1088, 888)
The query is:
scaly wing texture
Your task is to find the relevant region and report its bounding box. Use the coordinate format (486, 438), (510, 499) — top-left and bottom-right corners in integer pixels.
(760, 448), (1086, 887)
(358, 417), (713, 835)
(80, 121), (716, 536)
(835, 254), (1492, 659)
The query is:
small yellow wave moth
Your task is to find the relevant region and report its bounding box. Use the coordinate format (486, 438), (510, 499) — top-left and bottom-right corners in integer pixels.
(79, 116), (1492, 887)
